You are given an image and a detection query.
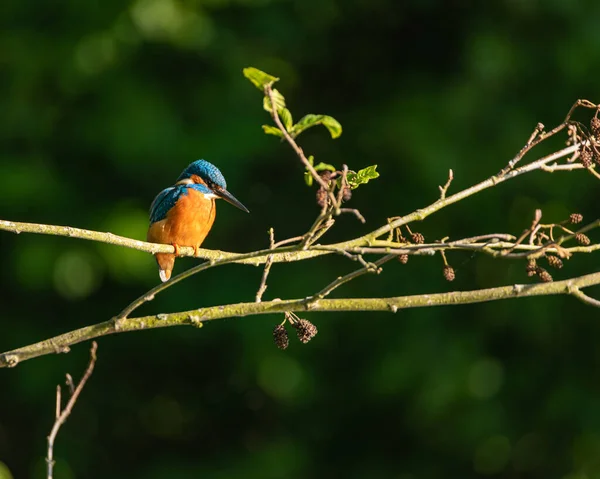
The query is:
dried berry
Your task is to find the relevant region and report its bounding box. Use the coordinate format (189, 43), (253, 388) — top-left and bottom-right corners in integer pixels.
(398, 254), (409, 264)
(342, 185), (352, 202)
(398, 235), (408, 244)
(593, 147), (600, 166)
(411, 232), (425, 244)
(319, 170), (332, 182)
(273, 324), (289, 350)
(526, 259), (537, 277)
(316, 187), (327, 208)
(575, 233), (591, 246)
(591, 116), (600, 137)
(443, 265), (455, 282)
(546, 255), (563, 269)
(536, 267), (553, 282)
(581, 146), (593, 168)
(293, 319), (318, 344)
(570, 213), (583, 224)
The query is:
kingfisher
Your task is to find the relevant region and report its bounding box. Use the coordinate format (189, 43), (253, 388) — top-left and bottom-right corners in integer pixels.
(147, 159), (249, 282)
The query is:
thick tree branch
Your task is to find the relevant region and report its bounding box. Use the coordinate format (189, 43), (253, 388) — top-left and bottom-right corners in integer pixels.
(3, 271), (600, 369)
(0, 219), (333, 265)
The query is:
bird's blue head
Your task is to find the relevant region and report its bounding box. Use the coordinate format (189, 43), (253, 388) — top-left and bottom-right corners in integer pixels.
(177, 159), (227, 190)
(176, 159), (248, 213)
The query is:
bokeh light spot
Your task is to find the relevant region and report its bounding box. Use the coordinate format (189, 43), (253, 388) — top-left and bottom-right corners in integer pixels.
(53, 250), (101, 300)
(100, 206), (155, 282)
(0, 462), (13, 479)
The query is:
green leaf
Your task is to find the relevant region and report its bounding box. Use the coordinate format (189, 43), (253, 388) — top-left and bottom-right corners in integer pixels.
(314, 162), (336, 172)
(290, 114), (343, 139)
(308, 155), (314, 166)
(263, 89), (286, 113)
(262, 125), (284, 137)
(346, 165), (380, 189)
(279, 108), (293, 131)
(243, 67), (279, 90)
(304, 171), (313, 187)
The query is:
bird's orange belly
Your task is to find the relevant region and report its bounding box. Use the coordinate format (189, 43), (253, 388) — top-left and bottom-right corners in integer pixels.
(147, 190), (216, 247)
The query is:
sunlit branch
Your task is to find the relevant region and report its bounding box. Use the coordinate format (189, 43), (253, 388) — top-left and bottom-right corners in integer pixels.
(4, 271), (600, 369)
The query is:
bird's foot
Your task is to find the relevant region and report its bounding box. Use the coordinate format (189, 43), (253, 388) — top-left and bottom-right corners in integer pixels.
(171, 243), (181, 256)
(194, 245), (201, 257)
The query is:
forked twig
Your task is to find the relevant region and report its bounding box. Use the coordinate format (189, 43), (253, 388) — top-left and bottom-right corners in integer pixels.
(47, 342), (98, 479)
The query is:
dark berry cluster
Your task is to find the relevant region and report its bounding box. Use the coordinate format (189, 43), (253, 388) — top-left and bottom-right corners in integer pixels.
(272, 313), (318, 349)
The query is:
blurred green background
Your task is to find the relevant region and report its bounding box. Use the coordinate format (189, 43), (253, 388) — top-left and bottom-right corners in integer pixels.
(2, 0), (600, 478)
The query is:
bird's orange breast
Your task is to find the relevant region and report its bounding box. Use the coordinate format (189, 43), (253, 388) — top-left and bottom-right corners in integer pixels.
(147, 189), (216, 247)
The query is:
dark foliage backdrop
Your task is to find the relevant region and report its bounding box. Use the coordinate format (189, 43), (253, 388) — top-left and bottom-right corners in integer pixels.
(2, 1), (600, 478)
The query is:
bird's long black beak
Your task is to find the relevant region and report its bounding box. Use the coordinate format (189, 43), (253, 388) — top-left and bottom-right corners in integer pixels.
(216, 188), (250, 213)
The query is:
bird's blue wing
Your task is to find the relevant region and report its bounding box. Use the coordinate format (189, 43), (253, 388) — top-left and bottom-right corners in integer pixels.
(149, 186), (185, 224)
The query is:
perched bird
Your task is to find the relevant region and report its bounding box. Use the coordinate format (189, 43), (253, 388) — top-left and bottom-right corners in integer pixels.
(147, 159), (249, 282)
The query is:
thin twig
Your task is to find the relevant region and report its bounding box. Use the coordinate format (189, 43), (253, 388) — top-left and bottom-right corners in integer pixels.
(339, 208), (366, 223)
(308, 254), (395, 302)
(500, 122), (545, 174)
(265, 84), (336, 205)
(272, 236), (303, 248)
(438, 169), (454, 200)
(47, 342), (98, 479)
(334, 164), (349, 214)
(541, 163), (586, 172)
(256, 229), (275, 303)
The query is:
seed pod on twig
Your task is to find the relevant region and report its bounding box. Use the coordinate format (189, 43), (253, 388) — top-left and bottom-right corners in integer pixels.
(526, 259), (537, 277)
(342, 185), (352, 202)
(398, 254), (409, 264)
(580, 146), (593, 168)
(594, 149), (600, 167)
(536, 267), (553, 283)
(293, 319), (318, 344)
(316, 187), (327, 208)
(443, 265), (455, 282)
(411, 232), (425, 244)
(570, 213), (583, 224)
(319, 170), (332, 182)
(273, 324), (289, 350)
(591, 116), (600, 137)
(546, 255), (563, 269)
(575, 233), (591, 246)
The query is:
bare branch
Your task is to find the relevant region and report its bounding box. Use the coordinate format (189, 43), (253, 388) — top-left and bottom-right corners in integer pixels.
(256, 228), (275, 303)
(5, 273), (600, 369)
(438, 169), (454, 200)
(46, 342), (98, 479)
(368, 142), (582, 242)
(308, 254), (394, 302)
(339, 208), (366, 223)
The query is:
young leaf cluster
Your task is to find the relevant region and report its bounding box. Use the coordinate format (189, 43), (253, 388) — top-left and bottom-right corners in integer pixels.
(243, 67), (378, 192)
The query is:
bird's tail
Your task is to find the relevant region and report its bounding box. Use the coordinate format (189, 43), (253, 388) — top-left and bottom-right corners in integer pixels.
(155, 254), (175, 282)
